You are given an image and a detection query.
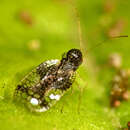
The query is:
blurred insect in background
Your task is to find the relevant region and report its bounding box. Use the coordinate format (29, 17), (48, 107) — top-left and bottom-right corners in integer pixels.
(14, 6), (128, 112)
(108, 54), (130, 107)
(108, 53), (122, 69)
(110, 69), (130, 107)
(19, 10), (33, 26)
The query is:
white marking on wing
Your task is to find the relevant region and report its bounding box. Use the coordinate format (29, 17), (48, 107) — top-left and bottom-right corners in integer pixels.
(49, 94), (61, 101)
(30, 98), (39, 106)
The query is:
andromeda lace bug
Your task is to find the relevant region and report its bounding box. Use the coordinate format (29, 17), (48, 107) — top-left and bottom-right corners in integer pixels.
(15, 49), (83, 112)
(14, 7), (128, 112)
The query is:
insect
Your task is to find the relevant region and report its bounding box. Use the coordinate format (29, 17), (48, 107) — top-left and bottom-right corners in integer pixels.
(14, 49), (83, 112)
(108, 52), (130, 107)
(14, 7), (128, 112)
(19, 10), (33, 26)
(110, 69), (130, 107)
(127, 122), (130, 130)
(122, 121), (130, 130)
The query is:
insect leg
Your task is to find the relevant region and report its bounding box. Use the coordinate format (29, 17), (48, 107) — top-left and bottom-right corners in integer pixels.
(74, 81), (83, 114)
(70, 85), (74, 95)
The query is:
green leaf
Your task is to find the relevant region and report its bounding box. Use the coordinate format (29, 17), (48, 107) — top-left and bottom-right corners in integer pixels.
(0, 0), (129, 130)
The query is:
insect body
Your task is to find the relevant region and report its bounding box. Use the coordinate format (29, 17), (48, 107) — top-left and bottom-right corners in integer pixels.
(15, 49), (82, 112)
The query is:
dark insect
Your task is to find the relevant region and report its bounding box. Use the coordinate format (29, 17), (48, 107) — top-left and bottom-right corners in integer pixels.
(122, 121), (130, 130)
(14, 49), (83, 112)
(15, 7), (128, 112)
(128, 122), (130, 130)
(110, 69), (130, 107)
(19, 10), (33, 26)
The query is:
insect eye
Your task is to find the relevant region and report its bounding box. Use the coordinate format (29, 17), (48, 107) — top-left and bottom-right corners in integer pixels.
(67, 49), (83, 66)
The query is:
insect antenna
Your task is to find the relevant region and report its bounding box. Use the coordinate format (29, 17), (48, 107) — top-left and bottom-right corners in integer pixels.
(86, 35), (128, 53)
(73, 6), (128, 114)
(74, 7), (128, 56)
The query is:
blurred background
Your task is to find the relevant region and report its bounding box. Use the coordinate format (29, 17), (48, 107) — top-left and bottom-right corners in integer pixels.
(0, 0), (130, 130)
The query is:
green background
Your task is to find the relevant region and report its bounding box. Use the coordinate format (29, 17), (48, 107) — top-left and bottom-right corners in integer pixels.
(0, 0), (129, 130)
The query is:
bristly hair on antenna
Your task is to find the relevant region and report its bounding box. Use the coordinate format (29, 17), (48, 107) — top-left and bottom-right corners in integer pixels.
(111, 35), (128, 38)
